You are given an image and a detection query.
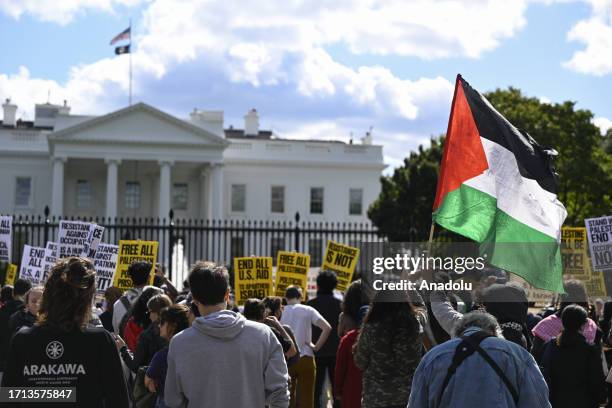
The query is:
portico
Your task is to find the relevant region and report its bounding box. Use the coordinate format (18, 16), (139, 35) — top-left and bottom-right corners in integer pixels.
(47, 103), (229, 219)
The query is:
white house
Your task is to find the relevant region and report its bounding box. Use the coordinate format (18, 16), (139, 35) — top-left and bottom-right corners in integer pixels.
(0, 99), (385, 224)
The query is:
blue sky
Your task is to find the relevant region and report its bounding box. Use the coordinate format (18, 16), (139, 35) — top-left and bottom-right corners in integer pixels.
(1, 0), (610, 169)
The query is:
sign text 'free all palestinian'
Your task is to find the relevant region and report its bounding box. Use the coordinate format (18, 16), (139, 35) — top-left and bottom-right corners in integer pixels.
(113, 240), (158, 292)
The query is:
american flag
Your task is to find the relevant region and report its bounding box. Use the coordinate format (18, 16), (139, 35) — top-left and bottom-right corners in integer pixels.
(110, 27), (131, 45)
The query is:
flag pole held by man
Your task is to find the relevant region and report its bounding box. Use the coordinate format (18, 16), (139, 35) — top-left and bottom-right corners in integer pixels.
(432, 74), (567, 293)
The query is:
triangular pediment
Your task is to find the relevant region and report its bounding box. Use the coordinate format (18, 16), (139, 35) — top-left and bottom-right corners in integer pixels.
(48, 103), (229, 147)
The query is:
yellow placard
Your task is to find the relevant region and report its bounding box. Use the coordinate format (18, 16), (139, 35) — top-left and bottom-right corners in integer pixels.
(561, 227), (590, 277)
(112, 240), (158, 293)
(5, 263), (17, 286)
(321, 240), (360, 291)
(274, 251), (310, 297)
(233, 256), (273, 306)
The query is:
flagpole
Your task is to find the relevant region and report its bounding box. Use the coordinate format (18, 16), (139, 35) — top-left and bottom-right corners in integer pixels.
(129, 18), (132, 106)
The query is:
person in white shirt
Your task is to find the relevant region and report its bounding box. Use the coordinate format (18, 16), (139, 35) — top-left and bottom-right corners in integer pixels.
(281, 286), (332, 408)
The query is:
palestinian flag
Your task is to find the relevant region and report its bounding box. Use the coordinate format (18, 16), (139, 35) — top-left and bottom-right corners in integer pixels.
(433, 75), (567, 292)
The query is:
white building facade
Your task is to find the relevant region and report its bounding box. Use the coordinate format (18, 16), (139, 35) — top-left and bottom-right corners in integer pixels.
(0, 99), (385, 225)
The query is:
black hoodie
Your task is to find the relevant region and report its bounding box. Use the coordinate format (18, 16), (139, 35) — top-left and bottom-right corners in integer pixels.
(1, 324), (130, 408)
(0, 299), (24, 370)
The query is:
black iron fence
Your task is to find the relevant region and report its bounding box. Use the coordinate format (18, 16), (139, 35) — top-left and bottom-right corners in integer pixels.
(8, 208), (383, 285)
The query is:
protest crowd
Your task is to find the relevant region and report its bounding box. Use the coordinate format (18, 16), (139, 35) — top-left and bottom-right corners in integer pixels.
(0, 254), (610, 408)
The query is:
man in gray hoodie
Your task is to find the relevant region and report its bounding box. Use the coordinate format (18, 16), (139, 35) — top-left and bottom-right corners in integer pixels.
(165, 261), (290, 408)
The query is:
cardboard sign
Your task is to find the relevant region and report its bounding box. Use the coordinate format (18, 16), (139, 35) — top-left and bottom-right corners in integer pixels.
(58, 220), (91, 258)
(585, 216), (612, 271)
(19, 244), (46, 285)
(321, 240), (360, 291)
(82, 224), (105, 258)
(112, 240), (158, 292)
(94, 243), (119, 293)
(5, 263), (17, 286)
(0, 216), (12, 263)
(561, 227), (590, 277)
(274, 251), (310, 297)
(234, 256), (273, 306)
(42, 242), (58, 282)
(510, 274), (553, 306)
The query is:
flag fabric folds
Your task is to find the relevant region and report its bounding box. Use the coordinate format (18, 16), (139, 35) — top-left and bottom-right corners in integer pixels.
(115, 45), (130, 55)
(110, 27), (131, 45)
(433, 74), (567, 292)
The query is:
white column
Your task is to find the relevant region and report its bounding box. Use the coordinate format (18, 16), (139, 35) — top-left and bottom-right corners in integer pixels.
(51, 157), (66, 216)
(199, 168), (210, 219)
(209, 163), (224, 220)
(105, 158), (121, 219)
(158, 160), (173, 219)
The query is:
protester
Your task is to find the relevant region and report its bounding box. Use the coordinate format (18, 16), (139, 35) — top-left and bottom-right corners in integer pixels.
(263, 295), (301, 366)
(8, 286), (43, 337)
(1, 257), (129, 407)
(112, 261), (155, 333)
(594, 298), (605, 321)
(408, 312), (551, 408)
(120, 287), (164, 351)
(538, 305), (606, 408)
(338, 279), (367, 337)
(334, 305), (368, 408)
(99, 286), (122, 332)
(531, 280), (599, 360)
(0, 285), (13, 307)
(243, 298), (297, 359)
(431, 281), (533, 349)
(117, 293), (171, 371)
(164, 261), (289, 407)
(281, 285), (332, 408)
(145, 304), (190, 408)
(600, 300), (612, 345)
(354, 292), (423, 408)
(0, 278), (32, 376)
(154, 263), (179, 301)
(306, 271), (342, 408)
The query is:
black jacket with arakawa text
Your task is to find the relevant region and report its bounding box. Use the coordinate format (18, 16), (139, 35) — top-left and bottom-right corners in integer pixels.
(1, 324), (130, 408)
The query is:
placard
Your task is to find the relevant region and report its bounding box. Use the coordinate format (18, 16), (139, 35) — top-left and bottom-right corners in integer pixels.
(112, 240), (158, 292)
(321, 240), (360, 291)
(233, 256), (273, 306)
(274, 251), (310, 297)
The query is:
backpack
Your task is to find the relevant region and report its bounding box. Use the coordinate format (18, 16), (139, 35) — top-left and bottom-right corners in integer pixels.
(132, 366), (156, 408)
(437, 330), (519, 407)
(118, 295), (133, 338)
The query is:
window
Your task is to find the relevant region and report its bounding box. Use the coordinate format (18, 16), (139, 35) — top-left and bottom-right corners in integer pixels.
(271, 237), (285, 265)
(14, 177), (32, 207)
(231, 184), (246, 212)
(309, 238), (323, 266)
(172, 183), (188, 210)
(125, 182), (141, 209)
(349, 188), (363, 215)
(271, 186), (284, 213)
(76, 180), (91, 209)
(310, 187), (324, 214)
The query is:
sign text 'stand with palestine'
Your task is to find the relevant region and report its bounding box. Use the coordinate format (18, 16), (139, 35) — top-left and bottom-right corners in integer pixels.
(113, 240), (158, 292)
(234, 256), (273, 306)
(585, 216), (612, 272)
(321, 240), (360, 291)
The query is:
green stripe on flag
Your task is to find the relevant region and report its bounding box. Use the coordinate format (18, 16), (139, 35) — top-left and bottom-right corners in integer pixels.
(434, 184), (563, 292)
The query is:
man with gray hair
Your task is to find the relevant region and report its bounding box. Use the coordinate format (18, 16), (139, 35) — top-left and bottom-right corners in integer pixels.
(407, 312), (550, 408)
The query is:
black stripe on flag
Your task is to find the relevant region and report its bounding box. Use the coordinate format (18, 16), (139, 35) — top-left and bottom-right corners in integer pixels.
(115, 45), (130, 55)
(459, 76), (558, 195)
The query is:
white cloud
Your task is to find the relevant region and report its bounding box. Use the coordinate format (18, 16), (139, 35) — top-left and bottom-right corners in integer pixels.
(593, 116), (612, 134)
(0, 0), (143, 25)
(0, 0), (532, 167)
(563, 0), (612, 75)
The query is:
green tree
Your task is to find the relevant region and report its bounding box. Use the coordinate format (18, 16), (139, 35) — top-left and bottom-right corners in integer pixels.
(369, 88), (611, 239)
